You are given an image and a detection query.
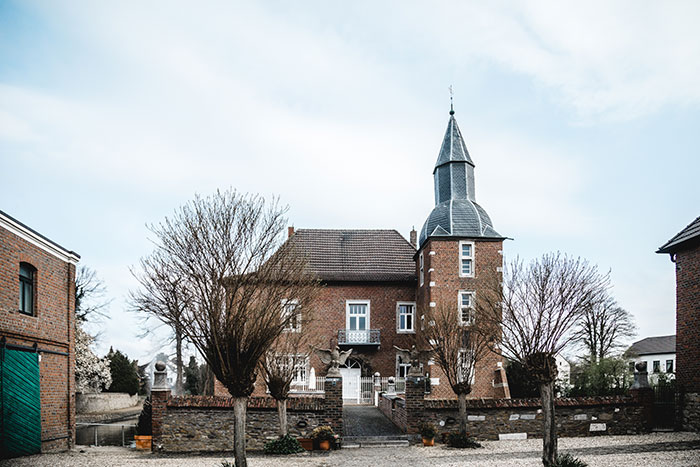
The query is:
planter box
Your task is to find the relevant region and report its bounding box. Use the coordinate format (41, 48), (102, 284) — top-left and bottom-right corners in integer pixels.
(134, 435), (152, 450)
(298, 438), (313, 451)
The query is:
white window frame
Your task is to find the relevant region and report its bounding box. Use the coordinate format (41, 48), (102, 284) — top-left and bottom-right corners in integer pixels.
(396, 302), (416, 333)
(459, 240), (475, 277)
(276, 354), (308, 384)
(281, 299), (301, 333)
(419, 252), (424, 286)
(457, 349), (476, 385)
(346, 300), (370, 330)
(396, 354), (412, 378)
(458, 291), (475, 326)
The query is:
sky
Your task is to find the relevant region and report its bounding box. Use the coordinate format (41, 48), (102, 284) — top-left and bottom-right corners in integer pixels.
(1, 1), (699, 363)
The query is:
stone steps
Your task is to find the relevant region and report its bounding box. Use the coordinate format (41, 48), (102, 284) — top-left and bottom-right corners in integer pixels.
(342, 436), (410, 448)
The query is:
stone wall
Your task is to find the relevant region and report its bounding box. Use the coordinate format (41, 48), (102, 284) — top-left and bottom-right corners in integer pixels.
(683, 392), (700, 431)
(380, 393), (648, 440)
(76, 393), (140, 413)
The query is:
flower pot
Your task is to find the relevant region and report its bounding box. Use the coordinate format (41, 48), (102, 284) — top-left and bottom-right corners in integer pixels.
(422, 437), (434, 447)
(319, 440), (331, 450)
(298, 438), (313, 451)
(134, 435), (152, 450)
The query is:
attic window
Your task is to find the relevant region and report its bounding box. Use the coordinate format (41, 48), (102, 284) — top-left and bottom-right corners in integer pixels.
(459, 241), (474, 277)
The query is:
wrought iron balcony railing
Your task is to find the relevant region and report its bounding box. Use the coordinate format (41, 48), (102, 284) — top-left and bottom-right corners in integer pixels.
(338, 329), (380, 345)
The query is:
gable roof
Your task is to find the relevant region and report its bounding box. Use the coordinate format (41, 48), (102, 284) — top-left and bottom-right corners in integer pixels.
(657, 216), (700, 254)
(0, 209), (80, 264)
(627, 335), (676, 356)
(289, 229), (417, 282)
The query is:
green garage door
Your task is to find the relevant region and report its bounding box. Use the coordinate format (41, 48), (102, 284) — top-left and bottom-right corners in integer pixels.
(0, 348), (41, 458)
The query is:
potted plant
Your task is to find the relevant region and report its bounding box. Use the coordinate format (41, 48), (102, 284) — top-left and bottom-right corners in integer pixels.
(311, 426), (335, 451)
(419, 422), (437, 446)
(134, 396), (152, 450)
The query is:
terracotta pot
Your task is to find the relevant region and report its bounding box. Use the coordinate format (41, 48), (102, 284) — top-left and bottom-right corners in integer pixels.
(422, 437), (434, 447)
(134, 435), (152, 450)
(319, 440), (331, 450)
(298, 438), (313, 451)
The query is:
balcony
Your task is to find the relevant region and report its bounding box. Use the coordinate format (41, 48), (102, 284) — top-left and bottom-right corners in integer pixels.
(338, 329), (380, 346)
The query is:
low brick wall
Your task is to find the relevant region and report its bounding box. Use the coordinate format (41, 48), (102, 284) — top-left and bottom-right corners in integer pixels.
(380, 393), (648, 440)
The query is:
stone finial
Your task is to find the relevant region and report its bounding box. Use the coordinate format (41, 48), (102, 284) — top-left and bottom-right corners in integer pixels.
(152, 360), (168, 390)
(631, 361), (650, 389)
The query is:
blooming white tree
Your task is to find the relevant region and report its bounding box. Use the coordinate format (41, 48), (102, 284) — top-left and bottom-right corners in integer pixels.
(75, 324), (112, 393)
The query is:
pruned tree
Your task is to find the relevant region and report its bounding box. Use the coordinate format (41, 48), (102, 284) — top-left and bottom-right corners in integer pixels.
(422, 302), (498, 433)
(575, 296), (636, 364)
(477, 253), (609, 467)
(130, 189), (319, 467)
(258, 305), (319, 437)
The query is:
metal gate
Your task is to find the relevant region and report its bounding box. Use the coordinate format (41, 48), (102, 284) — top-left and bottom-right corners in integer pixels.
(1, 348), (42, 458)
(653, 382), (677, 430)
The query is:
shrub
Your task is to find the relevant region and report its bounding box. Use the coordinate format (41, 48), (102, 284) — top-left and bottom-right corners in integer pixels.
(135, 396), (152, 436)
(419, 422), (437, 439)
(310, 426), (335, 442)
(554, 453), (588, 467)
(263, 435), (304, 455)
(446, 431), (481, 449)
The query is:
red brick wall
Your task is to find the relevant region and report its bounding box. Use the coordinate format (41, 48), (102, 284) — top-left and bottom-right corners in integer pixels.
(417, 238), (507, 399)
(675, 244), (700, 393)
(0, 225), (76, 452)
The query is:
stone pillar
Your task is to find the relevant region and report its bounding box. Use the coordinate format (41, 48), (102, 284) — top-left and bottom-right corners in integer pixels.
(324, 376), (343, 436)
(405, 375), (425, 435)
(493, 363), (511, 399)
(151, 361), (171, 451)
(629, 361), (653, 432)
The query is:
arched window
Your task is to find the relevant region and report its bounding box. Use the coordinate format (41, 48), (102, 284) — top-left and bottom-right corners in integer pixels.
(19, 262), (36, 316)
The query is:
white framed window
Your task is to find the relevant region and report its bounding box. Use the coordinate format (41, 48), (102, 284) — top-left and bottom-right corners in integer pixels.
(396, 302), (416, 333)
(276, 354), (308, 383)
(281, 299), (301, 332)
(419, 252), (424, 286)
(346, 300), (370, 330)
(396, 354), (411, 378)
(458, 291), (475, 326)
(457, 349), (475, 385)
(459, 241), (474, 277)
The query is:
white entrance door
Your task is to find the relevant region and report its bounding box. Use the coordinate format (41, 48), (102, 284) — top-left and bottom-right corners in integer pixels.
(339, 367), (361, 402)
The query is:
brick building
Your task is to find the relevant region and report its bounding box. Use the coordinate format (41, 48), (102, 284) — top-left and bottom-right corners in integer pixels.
(215, 108), (509, 402)
(657, 215), (700, 430)
(0, 210), (80, 457)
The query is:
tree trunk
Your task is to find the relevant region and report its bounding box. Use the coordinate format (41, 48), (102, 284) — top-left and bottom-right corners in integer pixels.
(233, 396), (248, 467)
(540, 380), (557, 467)
(175, 329), (183, 395)
(278, 399), (288, 437)
(458, 392), (467, 433)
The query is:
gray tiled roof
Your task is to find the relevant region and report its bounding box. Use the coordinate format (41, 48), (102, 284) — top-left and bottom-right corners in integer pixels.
(434, 115), (474, 170)
(419, 199), (503, 246)
(627, 335), (676, 356)
(657, 216), (700, 254)
(289, 229), (417, 282)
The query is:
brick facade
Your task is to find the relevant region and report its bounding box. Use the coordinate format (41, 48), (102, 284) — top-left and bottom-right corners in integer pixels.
(675, 245), (700, 394)
(0, 211), (79, 453)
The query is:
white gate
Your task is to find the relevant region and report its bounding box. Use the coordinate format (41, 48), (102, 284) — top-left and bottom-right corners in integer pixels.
(339, 367), (360, 402)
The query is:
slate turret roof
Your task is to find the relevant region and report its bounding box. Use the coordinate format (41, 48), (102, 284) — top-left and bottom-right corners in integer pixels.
(627, 335), (676, 356)
(657, 216), (700, 254)
(419, 109), (505, 247)
(288, 229), (417, 283)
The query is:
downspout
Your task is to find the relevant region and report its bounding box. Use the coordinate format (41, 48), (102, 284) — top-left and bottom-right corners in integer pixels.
(66, 262), (72, 449)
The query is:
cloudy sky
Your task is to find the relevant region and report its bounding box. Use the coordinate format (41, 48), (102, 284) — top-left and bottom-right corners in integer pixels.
(1, 1), (699, 363)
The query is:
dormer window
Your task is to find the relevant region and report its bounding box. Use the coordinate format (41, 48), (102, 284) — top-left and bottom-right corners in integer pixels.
(19, 262), (36, 316)
(459, 241), (474, 277)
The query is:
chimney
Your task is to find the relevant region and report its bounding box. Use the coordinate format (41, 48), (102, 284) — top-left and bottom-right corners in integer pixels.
(409, 227), (417, 248)
(288, 226), (295, 239)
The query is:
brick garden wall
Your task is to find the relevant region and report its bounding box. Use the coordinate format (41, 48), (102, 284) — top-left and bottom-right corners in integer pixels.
(0, 222), (76, 452)
(380, 393), (648, 440)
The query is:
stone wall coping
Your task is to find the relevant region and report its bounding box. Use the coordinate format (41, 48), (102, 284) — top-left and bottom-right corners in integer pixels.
(166, 395), (325, 411)
(423, 395), (636, 410)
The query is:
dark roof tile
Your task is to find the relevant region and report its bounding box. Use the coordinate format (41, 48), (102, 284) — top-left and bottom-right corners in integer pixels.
(657, 216), (700, 254)
(627, 335), (676, 356)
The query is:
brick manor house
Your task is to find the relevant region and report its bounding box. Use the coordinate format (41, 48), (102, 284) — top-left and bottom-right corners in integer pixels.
(216, 108), (510, 401)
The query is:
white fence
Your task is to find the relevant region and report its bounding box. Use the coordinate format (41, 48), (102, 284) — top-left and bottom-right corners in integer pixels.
(378, 376), (406, 394)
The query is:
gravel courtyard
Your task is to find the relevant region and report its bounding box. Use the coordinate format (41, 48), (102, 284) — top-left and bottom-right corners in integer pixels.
(2, 432), (699, 467)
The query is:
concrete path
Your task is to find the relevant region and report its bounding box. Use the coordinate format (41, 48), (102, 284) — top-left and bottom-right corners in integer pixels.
(342, 405), (404, 438)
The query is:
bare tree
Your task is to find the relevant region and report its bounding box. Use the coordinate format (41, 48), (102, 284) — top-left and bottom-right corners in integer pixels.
(258, 306), (319, 437)
(130, 251), (189, 395)
(131, 189), (318, 467)
(477, 253), (609, 467)
(576, 296), (636, 364)
(75, 266), (111, 323)
(422, 303), (497, 433)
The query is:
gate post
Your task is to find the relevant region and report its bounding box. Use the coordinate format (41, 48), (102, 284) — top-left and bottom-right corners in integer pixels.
(151, 361), (171, 451)
(629, 361), (654, 432)
(405, 375), (425, 436)
(324, 376), (343, 436)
